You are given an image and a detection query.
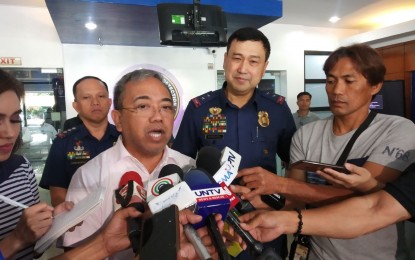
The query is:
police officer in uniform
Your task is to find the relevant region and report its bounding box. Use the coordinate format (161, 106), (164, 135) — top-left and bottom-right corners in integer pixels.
(173, 27), (296, 259)
(40, 76), (119, 206)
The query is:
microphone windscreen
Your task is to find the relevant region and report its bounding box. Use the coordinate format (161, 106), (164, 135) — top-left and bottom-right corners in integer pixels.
(196, 146), (222, 175)
(184, 168), (213, 186)
(159, 164), (184, 179)
(119, 171), (143, 188)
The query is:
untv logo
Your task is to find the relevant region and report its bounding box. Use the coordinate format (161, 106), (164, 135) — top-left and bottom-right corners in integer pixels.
(193, 186), (232, 202)
(151, 177), (173, 196)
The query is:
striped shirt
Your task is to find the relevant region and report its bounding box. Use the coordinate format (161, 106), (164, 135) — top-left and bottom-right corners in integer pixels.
(0, 155), (40, 260)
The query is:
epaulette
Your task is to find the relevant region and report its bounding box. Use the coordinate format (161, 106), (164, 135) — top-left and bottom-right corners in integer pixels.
(56, 126), (79, 139)
(191, 91), (218, 108)
(258, 90), (286, 105)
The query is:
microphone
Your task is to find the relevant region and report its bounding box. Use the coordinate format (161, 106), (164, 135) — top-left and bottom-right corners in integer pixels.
(197, 146), (286, 212)
(184, 169), (231, 260)
(147, 181), (196, 214)
(196, 146), (255, 214)
(147, 165), (196, 214)
(146, 164), (183, 201)
(114, 171), (147, 255)
(188, 162), (264, 255)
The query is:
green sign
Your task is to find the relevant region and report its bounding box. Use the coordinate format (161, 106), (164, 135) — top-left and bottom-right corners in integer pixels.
(171, 15), (185, 25)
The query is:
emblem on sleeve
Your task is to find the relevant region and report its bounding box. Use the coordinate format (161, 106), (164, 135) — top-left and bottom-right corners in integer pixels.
(258, 111), (270, 127)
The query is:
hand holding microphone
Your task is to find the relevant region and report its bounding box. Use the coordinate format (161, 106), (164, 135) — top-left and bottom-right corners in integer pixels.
(184, 169), (231, 260)
(237, 167), (286, 210)
(114, 171), (147, 255)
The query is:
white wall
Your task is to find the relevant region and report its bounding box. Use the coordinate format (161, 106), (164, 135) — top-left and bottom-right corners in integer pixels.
(0, 5), (63, 68)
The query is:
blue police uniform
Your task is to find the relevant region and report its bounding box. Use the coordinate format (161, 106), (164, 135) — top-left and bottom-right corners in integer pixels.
(173, 83), (297, 259)
(173, 83), (296, 173)
(39, 123), (120, 190)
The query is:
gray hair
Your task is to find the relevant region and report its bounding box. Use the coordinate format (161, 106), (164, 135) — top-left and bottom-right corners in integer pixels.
(113, 69), (169, 110)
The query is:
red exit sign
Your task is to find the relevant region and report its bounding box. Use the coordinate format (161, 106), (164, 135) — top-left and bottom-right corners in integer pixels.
(0, 57), (22, 65)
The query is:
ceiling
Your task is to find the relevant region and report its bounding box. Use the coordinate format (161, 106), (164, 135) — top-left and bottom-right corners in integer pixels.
(1, 0), (414, 47)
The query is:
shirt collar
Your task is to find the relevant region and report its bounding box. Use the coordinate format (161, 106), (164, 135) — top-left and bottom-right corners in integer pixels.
(77, 122), (120, 139)
(219, 81), (259, 110)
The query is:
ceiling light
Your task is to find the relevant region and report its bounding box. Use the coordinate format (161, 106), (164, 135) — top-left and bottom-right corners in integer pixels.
(329, 16), (340, 23)
(85, 22), (97, 30)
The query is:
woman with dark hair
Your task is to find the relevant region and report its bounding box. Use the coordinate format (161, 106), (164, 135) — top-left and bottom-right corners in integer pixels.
(0, 69), (61, 259)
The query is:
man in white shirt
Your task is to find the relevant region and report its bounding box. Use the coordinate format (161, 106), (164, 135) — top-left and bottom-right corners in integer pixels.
(61, 69), (195, 259)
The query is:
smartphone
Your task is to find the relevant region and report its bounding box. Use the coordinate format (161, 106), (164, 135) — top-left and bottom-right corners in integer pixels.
(289, 160), (351, 174)
(140, 204), (179, 260)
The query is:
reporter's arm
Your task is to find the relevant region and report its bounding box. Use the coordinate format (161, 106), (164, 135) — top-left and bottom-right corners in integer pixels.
(240, 191), (411, 241)
(52, 207), (141, 260)
(0, 203), (54, 259)
(299, 190), (410, 238)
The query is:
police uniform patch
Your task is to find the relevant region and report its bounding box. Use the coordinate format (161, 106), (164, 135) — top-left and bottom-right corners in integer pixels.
(259, 91), (286, 105)
(67, 140), (91, 160)
(203, 107), (226, 139)
(258, 111), (270, 127)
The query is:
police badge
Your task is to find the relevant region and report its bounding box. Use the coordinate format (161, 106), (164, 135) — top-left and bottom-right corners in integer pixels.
(258, 111), (270, 127)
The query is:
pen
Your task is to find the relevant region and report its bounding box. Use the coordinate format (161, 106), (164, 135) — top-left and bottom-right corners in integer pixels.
(0, 194), (28, 209)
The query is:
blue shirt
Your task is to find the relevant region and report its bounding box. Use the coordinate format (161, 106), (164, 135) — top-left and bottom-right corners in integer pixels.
(172, 83), (296, 173)
(39, 123), (120, 189)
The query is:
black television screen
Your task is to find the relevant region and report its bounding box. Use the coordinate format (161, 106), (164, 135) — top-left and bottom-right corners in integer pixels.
(370, 80), (405, 117)
(157, 3), (227, 47)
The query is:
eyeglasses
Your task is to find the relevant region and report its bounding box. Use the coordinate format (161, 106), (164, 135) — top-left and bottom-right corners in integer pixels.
(121, 104), (175, 117)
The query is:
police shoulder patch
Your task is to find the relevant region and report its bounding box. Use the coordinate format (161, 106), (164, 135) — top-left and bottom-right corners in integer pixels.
(191, 91), (218, 108)
(258, 91), (286, 105)
(56, 126), (79, 139)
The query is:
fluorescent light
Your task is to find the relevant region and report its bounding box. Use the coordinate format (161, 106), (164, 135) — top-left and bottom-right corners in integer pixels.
(329, 16), (340, 23)
(41, 68), (57, 74)
(85, 22), (97, 30)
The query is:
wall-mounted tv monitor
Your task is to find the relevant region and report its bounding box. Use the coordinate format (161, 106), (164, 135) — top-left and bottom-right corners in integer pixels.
(369, 80), (405, 117)
(157, 3), (227, 47)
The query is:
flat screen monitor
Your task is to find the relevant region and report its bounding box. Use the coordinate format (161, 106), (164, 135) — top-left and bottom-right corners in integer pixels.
(157, 3), (227, 47)
(370, 80), (405, 117)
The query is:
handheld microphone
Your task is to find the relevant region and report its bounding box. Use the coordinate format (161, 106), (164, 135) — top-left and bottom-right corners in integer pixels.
(196, 146), (255, 213)
(147, 182), (196, 214)
(198, 146), (286, 212)
(114, 171), (147, 255)
(146, 164), (183, 201)
(184, 168), (231, 260)
(188, 162), (264, 255)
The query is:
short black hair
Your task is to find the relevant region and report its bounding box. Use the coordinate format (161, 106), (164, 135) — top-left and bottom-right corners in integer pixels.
(226, 27), (271, 61)
(72, 76), (108, 98)
(297, 92), (312, 100)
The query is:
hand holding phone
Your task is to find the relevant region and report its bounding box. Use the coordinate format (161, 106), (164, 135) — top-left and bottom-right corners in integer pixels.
(289, 160), (350, 174)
